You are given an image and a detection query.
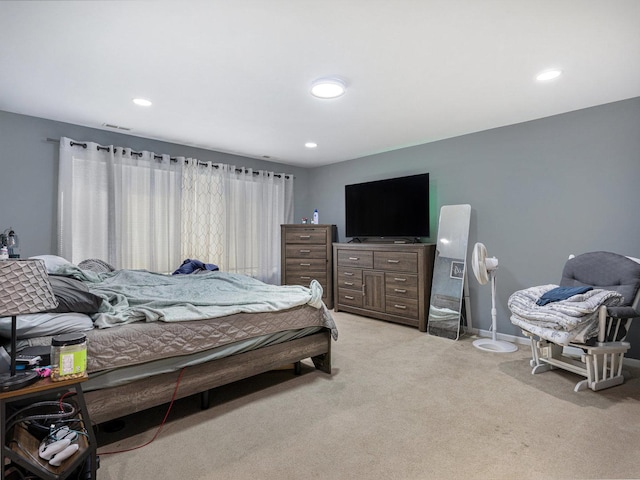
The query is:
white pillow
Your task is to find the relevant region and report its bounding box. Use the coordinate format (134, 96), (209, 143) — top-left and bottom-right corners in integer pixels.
(29, 255), (73, 274)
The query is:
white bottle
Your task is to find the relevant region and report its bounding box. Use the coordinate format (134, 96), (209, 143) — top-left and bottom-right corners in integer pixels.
(312, 209), (319, 225)
(0, 247), (7, 260)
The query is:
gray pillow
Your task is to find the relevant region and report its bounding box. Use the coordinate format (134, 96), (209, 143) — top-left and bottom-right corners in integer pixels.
(47, 275), (103, 314)
(0, 313), (94, 339)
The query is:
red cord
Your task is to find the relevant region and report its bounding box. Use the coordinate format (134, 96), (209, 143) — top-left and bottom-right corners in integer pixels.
(59, 390), (75, 410)
(97, 367), (186, 455)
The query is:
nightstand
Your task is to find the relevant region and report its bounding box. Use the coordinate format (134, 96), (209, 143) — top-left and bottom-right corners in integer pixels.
(1, 375), (97, 480)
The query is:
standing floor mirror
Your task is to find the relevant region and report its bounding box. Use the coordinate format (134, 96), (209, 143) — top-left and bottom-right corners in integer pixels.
(427, 204), (471, 340)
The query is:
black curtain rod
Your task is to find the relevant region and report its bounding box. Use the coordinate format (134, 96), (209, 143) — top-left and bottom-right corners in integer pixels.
(47, 138), (291, 178)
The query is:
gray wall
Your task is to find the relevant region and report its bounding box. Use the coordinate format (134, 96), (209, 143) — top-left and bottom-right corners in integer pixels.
(1, 98), (639, 358)
(309, 97), (640, 358)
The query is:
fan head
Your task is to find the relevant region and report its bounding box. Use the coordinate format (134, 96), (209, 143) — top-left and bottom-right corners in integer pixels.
(471, 242), (498, 285)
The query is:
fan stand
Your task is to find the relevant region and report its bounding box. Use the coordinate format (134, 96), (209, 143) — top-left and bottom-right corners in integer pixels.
(472, 270), (518, 353)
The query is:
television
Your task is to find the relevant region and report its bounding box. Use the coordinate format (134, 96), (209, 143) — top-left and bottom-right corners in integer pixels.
(345, 173), (430, 240)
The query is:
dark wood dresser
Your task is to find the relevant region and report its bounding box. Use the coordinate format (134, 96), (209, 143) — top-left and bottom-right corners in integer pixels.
(281, 224), (337, 308)
(333, 242), (436, 331)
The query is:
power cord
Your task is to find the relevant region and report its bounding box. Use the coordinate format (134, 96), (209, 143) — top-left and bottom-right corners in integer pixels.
(5, 401), (77, 434)
(97, 367), (186, 455)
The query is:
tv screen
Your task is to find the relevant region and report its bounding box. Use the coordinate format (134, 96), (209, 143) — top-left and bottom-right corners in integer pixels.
(345, 173), (430, 239)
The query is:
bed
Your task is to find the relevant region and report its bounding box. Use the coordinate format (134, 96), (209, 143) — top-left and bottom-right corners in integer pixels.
(4, 256), (337, 425)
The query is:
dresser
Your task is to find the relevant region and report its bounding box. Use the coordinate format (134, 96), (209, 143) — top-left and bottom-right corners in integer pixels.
(333, 243), (436, 331)
(281, 224), (337, 308)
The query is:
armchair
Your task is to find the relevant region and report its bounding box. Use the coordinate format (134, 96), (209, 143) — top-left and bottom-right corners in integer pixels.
(508, 251), (640, 392)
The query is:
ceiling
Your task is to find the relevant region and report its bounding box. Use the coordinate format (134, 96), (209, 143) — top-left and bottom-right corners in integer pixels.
(1, 1), (639, 168)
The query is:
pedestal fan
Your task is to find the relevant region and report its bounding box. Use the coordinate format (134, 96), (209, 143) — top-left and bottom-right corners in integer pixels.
(471, 243), (517, 353)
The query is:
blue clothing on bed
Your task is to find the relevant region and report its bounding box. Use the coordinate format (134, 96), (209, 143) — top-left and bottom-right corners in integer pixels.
(536, 286), (593, 306)
(172, 259), (219, 275)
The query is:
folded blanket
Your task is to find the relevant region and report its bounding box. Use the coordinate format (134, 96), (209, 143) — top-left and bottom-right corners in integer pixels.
(508, 284), (623, 345)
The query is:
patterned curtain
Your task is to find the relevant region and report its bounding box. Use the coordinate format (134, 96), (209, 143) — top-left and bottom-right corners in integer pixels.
(181, 161), (294, 283)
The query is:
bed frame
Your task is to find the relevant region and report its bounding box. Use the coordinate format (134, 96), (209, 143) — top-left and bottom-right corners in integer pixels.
(84, 329), (332, 425)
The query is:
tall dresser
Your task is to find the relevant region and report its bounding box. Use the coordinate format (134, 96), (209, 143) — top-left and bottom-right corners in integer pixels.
(281, 224), (337, 308)
(333, 243), (436, 331)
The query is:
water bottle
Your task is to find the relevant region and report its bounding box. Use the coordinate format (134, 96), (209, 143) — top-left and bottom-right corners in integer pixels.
(312, 209), (319, 224)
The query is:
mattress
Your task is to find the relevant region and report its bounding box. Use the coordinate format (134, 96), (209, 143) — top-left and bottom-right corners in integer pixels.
(82, 326), (324, 391)
(23, 303), (337, 378)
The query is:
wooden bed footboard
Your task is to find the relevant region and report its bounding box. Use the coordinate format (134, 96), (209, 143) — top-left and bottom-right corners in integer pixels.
(85, 330), (332, 425)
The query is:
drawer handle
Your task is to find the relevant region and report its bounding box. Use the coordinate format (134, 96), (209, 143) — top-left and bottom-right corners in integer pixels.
(343, 272), (354, 276)
(393, 277), (407, 282)
(344, 281), (354, 286)
(348, 257), (359, 261)
(299, 235), (311, 239)
(387, 259), (400, 264)
(344, 295), (355, 300)
(300, 263), (311, 266)
(299, 249), (311, 253)
(394, 288), (407, 293)
(394, 304), (407, 309)
(300, 276), (311, 280)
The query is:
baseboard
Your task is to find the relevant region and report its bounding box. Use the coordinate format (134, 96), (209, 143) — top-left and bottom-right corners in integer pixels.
(624, 357), (640, 368)
(468, 328), (640, 368)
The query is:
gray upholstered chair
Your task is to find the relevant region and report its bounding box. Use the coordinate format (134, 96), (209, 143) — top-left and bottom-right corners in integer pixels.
(510, 251), (640, 392)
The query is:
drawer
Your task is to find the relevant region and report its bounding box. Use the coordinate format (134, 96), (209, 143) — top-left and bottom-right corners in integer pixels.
(286, 273), (327, 287)
(374, 251), (418, 273)
(385, 274), (418, 298)
(285, 244), (327, 259)
(286, 258), (327, 271)
(337, 250), (373, 268)
(285, 228), (328, 244)
(386, 296), (419, 319)
(337, 268), (363, 289)
(337, 288), (363, 308)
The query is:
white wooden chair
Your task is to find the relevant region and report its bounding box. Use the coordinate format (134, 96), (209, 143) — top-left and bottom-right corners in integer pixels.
(511, 252), (640, 392)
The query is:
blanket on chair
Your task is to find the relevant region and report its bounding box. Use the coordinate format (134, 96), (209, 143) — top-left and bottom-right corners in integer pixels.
(508, 284), (622, 345)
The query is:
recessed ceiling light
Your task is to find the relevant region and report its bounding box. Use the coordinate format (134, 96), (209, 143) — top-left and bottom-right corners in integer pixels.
(305, 142), (318, 149)
(310, 78), (346, 99)
(536, 70), (562, 82)
(133, 98), (153, 107)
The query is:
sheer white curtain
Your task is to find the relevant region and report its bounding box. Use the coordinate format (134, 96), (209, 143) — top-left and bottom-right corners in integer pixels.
(58, 137), (183, 272)
(59, 138), (294, 283)
(181, 161), (293, 283)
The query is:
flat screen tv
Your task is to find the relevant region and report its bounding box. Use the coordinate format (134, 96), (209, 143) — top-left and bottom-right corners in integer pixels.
(345, 173), (430, 240)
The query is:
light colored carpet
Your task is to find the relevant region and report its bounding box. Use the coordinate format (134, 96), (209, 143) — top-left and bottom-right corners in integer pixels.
(96, 311), (640, 480)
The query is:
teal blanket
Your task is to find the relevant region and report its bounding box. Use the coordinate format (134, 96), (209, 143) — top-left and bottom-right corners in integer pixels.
(55, 266), (324, 328)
